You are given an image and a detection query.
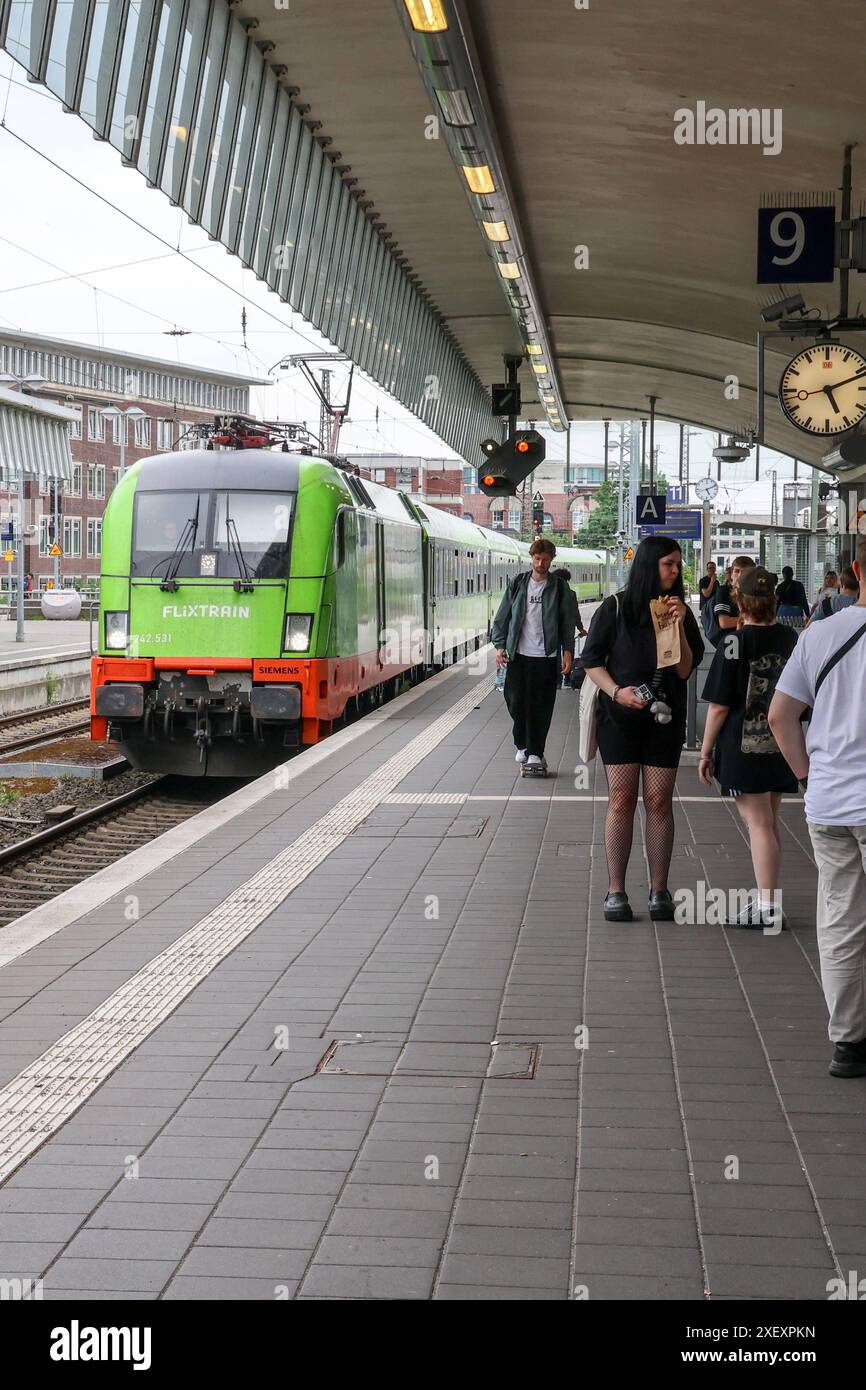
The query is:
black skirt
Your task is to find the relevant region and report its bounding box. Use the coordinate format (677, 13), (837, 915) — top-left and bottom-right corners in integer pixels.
(596, 699), (686, 769)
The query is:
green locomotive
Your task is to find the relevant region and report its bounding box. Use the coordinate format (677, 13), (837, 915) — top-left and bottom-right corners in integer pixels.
(92, 444), (604, 775)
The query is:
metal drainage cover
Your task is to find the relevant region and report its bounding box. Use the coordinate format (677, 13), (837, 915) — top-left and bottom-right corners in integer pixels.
(317, 1039), (539, 1080)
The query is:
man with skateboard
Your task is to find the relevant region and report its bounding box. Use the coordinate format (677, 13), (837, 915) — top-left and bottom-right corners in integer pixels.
(491, 537), (575, 775)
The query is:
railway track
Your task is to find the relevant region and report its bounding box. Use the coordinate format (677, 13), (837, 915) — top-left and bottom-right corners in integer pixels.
(0, 700), (91, 756)
(0, 779), (231, 928)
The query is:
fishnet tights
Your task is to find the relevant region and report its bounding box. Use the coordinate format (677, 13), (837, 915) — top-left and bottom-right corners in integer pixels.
(603, 763), (678, 893)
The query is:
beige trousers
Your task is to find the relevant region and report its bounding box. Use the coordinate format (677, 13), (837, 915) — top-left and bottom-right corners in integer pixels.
(808, 822), (866, 1042)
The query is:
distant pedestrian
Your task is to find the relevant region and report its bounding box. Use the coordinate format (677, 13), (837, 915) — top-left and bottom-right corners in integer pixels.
(699, 561), (718, 639)
(551, 567), (588, 687)
(25, 571), (33, 596)
(704, 555), (756, 648)
(580, 535), (705, 921)
(492, 538), (575, 772)
(769, 534), (866, 1077)
(809, 571), (838, 619)
(811, 565), (859, 621)
(775, 566), (810, 628)
(700, 567), (798, 928)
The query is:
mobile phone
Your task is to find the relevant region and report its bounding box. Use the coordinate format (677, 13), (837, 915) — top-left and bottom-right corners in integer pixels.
(634, 683), (654, 703)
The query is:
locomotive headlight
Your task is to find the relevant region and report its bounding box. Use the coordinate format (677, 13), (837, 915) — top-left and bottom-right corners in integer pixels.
(284, 614), (312, 652)
(105, 611), (129, 650)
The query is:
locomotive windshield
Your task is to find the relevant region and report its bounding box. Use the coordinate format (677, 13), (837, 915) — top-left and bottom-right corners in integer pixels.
(132, 491), (294, 580)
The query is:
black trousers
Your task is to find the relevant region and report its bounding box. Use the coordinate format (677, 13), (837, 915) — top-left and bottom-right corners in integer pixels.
(504, 655), (559, 758)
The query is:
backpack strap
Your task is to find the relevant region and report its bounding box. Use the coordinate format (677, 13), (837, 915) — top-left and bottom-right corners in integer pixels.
(821, 596), (834, 617)
(815, 618), (866, 698)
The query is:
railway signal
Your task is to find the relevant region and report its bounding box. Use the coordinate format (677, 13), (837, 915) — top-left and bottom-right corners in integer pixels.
(477, 430), (546, 496)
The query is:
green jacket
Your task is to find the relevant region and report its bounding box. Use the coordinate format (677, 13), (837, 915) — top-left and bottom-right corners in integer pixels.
(491, 571), (576, 659)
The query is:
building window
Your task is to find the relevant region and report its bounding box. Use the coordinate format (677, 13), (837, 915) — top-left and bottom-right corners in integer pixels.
(492, 509), (504, 529)
(87, 518), (102, 558)
(87, 407), (105, 442)
(111, 468), (121, 491)
(134, 415), (151, 449)
(68, 408), (82, 440)
(69, 463), (82, 497)
(111, 413), (125, 446)
(63, 517), (81, 558)
(157, 419), (174, 450)
(87, 464), (105, 499)
(38, 516), (51, 557)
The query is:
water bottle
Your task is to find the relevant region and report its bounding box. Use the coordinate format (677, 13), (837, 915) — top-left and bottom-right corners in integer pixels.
(495, 663), (507, 692)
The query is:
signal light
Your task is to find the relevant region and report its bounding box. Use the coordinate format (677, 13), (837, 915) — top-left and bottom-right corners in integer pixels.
(516, 439), (529, 454)
(482, 474), (496, 486)
(477, 430), (546, 497)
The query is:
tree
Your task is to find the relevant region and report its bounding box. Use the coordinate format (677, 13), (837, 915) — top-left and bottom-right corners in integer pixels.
(574, 479), (619, 548)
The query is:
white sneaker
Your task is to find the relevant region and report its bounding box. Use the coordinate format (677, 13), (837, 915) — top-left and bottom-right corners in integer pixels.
(526, 754), (543, 767)
(515, 748), (528, 764)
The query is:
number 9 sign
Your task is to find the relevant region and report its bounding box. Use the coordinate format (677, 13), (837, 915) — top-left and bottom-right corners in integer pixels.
(757, 205), (835, 284)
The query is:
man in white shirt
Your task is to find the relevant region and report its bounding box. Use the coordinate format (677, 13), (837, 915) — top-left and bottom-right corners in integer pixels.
(769, 534), (866, 1077)
(491, 538), (574, 770)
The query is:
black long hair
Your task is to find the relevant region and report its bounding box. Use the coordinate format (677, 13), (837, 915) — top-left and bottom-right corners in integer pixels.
(621, 535), (684, 625)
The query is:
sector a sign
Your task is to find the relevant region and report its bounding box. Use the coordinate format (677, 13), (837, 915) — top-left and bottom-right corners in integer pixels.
(635, 494), (666, 525)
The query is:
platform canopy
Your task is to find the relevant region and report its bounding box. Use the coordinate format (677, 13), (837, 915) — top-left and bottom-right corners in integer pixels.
(0, 385), (77, 485)
(4, 0), (865, 469)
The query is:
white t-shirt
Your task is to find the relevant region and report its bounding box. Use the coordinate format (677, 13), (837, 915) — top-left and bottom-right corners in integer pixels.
(774, 604), (866, 825)
(518, 576), (548, 656)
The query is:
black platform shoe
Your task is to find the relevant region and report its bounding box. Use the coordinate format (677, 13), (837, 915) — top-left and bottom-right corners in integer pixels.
(648, 889), (676, 921)
(603, 892), (633, 922)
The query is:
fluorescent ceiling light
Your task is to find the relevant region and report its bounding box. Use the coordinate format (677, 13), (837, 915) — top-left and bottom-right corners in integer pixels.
(532, 363), (548, 374)
(403, 0), (448, 32)
(526, 344), (542, 355)
(435, 89), (475, 127)
(483, 220), (510, 242)
(462, 164), (495, 195)
(498, 262), (521, 280)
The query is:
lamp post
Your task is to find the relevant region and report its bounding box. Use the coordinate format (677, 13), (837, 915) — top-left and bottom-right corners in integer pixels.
(100, 406), (146, 481)
(0, 372), (45, 642)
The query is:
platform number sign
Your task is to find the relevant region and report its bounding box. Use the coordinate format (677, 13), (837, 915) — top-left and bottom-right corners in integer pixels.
(757, 205), (835, 284)
(636, 494), (666, 525)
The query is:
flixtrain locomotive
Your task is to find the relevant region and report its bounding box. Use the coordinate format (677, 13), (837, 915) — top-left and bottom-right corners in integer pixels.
(92, 437), (604, 775)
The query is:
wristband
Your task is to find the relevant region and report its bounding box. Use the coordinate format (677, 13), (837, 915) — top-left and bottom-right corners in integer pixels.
(612, 686), (621, 704)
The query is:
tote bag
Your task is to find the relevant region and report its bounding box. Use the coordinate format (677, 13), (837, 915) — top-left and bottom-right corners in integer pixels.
(578, 595), (618, 763)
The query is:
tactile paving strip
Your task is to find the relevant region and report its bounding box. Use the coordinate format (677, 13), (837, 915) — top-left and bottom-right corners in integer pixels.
(0, 673), (495, 1185)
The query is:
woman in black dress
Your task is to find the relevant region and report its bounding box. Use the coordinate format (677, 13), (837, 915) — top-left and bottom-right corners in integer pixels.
(699, 566), (798, 928)
(581, 536), (705, 922)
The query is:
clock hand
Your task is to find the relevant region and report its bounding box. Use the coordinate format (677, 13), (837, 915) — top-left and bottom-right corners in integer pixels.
(800, 367), (866, 396)
(824, 385), (841, 414)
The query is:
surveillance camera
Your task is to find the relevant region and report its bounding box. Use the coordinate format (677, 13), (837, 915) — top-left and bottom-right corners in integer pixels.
(760, 293), (806, 324)
(713, 443), (750, 464)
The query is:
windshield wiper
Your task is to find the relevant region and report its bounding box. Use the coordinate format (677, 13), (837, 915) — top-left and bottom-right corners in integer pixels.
(226, 514), (255, 593)
(158, 497), (200, 591)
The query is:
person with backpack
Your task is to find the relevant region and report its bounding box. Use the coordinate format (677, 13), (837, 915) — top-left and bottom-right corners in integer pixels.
(704, 555), (755, 647)
(775, 566), (810, 628)
(769, 535), (866, 1077)
(492, 537), (575, 773)
(698, 560), (718, 639)
(580, 535), (705, 921)
(699, 566), (799, 928)
(809, 571), (838, 619)
(810, 565), (859, 621)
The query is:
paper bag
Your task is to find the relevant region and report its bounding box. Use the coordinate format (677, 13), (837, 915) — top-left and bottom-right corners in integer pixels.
(650, 597), (681, 668)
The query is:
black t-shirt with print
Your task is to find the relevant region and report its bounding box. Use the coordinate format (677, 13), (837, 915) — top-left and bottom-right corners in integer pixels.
(701, 623), (799, 793)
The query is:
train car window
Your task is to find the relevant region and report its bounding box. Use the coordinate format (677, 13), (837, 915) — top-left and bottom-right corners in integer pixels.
(213, 492), (294, 579)
(334, 510), (347, 568)
(132, 491), (207, 578)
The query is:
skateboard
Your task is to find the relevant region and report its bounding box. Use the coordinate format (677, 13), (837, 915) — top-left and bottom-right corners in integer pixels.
(519, 760), (548, 778)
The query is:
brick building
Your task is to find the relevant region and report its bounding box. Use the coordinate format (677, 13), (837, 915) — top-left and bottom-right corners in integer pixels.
(0, 330), (267, 588)
(345, 452), (600, 538)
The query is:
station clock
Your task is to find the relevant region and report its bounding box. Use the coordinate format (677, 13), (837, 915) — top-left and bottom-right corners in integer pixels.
(779, 342), (866, 435)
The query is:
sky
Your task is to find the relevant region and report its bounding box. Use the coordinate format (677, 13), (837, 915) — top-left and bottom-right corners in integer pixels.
(0, 51), (803, 507)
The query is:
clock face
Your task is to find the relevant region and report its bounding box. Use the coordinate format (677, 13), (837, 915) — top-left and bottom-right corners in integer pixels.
(695, 476), (718, 502)
(779, 342), (866, 435)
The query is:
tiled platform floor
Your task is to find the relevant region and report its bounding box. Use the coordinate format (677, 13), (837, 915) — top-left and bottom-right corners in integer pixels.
(0, 653), (857, 1301)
